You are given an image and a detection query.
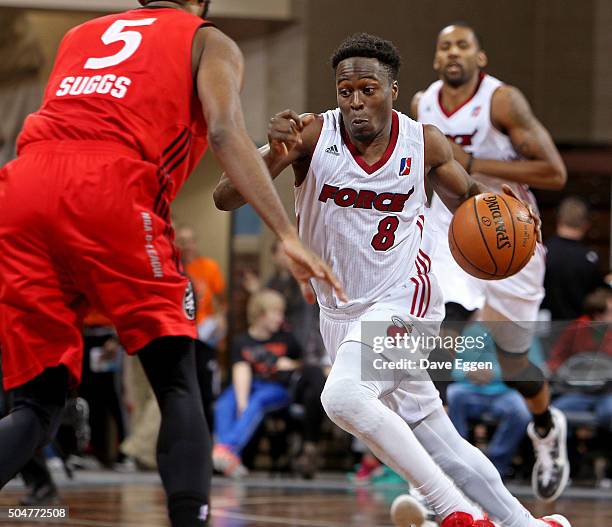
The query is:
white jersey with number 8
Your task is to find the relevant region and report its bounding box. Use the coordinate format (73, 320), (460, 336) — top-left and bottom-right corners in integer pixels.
(296, 108), (438, 318)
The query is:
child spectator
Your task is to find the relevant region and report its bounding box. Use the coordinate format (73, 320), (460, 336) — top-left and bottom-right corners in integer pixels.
(213, 289), (324, 477)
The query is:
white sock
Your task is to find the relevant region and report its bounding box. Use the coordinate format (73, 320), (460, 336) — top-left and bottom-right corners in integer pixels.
(410, 407), (544, 527)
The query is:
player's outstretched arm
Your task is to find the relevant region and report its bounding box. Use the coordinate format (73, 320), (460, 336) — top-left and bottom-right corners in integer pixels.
(425, 124), (488, 213)
(449, 85), (567, 190)
(196, 28), (293, 238)
(197, 29), (346, 302)
(213, 111), (321, 211)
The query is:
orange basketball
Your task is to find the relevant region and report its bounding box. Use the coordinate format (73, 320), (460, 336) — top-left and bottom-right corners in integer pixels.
(448, 192), (537, 280)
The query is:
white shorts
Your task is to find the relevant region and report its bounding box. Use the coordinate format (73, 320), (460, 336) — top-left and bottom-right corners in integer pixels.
(319, 282), (445, 423)
(431, 226), (546, 323)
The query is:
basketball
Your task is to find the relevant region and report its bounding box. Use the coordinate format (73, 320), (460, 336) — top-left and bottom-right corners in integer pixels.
(448, 192), (537, 280)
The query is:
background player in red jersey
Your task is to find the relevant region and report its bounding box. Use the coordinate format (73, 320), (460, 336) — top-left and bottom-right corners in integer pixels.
(0, 1), (344, 526)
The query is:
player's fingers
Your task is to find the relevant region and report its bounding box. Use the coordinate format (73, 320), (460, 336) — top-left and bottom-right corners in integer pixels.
(317, 261), (347, 303)
(270, 139), (290, 156)
(501, 184), (518, 200)
(269, 113), (303, 136)
(288, 119), (304, 145)
(301, 113), (317, 127)
(528, 204), (543, 243)
(270, 137), (299, 151)
(269, 119), (301, 137)
(277, 109), (304, 129)
(269, 128), (301, 144)
(299, 280), (316, 305)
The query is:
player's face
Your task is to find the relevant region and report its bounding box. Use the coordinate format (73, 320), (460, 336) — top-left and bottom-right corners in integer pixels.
(335, 57), (398, 143)
(434, 26), (487, 87)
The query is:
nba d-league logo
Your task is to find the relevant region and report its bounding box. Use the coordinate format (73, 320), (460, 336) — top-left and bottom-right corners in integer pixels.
(183, 282), (196, 321)
(198, 504), (209, 521)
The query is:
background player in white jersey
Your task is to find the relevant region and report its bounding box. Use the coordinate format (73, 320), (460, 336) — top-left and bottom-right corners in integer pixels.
(412, 23), (569, 502)
(215, 33), (570, 527)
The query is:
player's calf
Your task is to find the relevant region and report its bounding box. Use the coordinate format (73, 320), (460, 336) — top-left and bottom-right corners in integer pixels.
(139, 337), (212, 527)
(0, 366), (68, 488)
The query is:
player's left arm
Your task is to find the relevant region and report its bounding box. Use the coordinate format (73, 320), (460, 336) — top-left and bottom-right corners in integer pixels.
(429, 124), (542, 240)
(451, 85), (567, 190)
(425, 124), (487, 213)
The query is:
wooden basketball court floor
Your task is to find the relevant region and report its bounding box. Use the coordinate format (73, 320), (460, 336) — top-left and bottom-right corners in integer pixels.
(1, 471), (611, 526)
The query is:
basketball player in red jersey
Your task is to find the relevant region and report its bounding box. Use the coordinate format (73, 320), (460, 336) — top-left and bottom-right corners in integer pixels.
(214, 33), (570, 527)
(0, 1), (344, 525)
(412, 23), (569, 503)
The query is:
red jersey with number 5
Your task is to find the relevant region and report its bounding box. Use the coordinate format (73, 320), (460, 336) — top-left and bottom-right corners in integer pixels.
(18, 7), (209, 200)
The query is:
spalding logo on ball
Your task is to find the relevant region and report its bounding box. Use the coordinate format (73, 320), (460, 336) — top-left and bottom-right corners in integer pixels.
(449, 193), (537, 280)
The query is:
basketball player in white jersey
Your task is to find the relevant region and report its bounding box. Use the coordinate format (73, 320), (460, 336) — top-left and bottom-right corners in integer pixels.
(214, 33), (570, 527)
(412, 23), (569, 503)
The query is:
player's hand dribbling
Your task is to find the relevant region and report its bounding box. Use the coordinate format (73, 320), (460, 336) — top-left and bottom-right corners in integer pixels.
(501, 184), (542, 243)
(281, 236), (347, 304)
(268, 110), (317, 158)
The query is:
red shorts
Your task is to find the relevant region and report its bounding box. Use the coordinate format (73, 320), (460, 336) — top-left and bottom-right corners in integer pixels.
(0, 141), (196, 391)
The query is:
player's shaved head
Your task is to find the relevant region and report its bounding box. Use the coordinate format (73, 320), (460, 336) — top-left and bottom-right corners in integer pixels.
(437, 22), (483, 50)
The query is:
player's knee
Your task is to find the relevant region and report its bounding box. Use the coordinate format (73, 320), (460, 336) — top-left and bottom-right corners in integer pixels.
(321, 378), (380, 438)
(321, 377), (352, 424)
(501, 360), (546, 399)
(496, 348), (530, 375)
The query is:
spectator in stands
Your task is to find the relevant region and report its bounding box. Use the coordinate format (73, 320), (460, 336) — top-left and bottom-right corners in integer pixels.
(119, 356), (159, 470)
(548, 288), (612, 482)
(176, 225), (226, 347)
(543, 197), (606, 321)
(213, 289), (325, 478)
(548, 288), (612, 372)
(244, 240), (325, 365)
(447, 322), (542, 478)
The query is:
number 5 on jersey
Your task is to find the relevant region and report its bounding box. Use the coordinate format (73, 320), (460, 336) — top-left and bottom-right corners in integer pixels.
(85, 18), (157, 70)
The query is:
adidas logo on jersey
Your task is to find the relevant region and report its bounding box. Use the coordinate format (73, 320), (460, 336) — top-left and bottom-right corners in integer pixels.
(325, 145), (340, 156)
